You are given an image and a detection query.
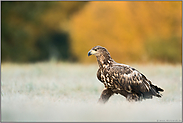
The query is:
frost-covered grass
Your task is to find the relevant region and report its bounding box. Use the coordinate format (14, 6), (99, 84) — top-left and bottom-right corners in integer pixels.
(1, 62), (182, 122)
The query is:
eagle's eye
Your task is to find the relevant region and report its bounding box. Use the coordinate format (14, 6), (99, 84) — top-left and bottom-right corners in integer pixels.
(94, 49), (97, 51)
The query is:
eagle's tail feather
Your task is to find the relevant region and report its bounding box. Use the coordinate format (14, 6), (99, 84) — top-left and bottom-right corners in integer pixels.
(150, 86), (163, 98)
(152, 84), (164, 92)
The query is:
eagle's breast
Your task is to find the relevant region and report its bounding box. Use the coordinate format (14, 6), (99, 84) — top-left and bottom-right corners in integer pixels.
(97, 66), (115, 89)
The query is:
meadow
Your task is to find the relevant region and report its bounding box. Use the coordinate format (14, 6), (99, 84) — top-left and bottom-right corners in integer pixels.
(1, 62), (182, 122)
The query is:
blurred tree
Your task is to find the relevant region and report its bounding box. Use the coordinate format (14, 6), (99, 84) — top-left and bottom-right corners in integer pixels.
(2, 2), (51, 62)
(69, 1), (181, 64)
(2, 1), (181, 64)
(1, 1), (87, 62)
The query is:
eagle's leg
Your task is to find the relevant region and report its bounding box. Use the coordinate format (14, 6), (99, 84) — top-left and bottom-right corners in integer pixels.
(98, 88), (114, 104)
(126, 93), (141, 101)
(118, 90), (128, 98)
(118, 91), (140, 101)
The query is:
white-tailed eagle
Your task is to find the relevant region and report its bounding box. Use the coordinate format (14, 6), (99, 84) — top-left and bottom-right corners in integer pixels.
(88, 46), (164, 103)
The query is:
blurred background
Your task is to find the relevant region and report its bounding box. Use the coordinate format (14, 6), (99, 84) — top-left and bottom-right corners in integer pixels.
(1, 1), (182, 64)
(1, 1), (182, 122)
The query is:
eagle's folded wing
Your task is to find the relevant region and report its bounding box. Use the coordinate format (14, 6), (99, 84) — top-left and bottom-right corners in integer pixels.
(109, 64), (153, 94)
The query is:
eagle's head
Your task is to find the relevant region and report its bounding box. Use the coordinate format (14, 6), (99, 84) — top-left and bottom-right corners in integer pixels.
(88, 46), (109, 57)
(88, 46), (114, 67)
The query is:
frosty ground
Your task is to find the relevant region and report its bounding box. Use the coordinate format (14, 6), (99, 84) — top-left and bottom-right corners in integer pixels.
(1, 62), (182, 122)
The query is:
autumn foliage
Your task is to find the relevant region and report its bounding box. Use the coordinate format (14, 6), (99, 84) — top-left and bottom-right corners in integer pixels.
(1, 1), (182, 63)
(69, 1), (182, 63)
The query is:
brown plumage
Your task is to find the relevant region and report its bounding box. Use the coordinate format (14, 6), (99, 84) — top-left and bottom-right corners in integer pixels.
(88, 46), (164, 103)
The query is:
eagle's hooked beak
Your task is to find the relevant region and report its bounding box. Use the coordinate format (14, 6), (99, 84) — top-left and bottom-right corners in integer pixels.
(88, 50), (97, 56)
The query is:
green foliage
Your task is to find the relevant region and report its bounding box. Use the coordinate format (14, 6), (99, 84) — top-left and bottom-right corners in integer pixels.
(145, 36), (182, 63)
(35, 32), (78, 61)
(1, 1), (87, 63)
